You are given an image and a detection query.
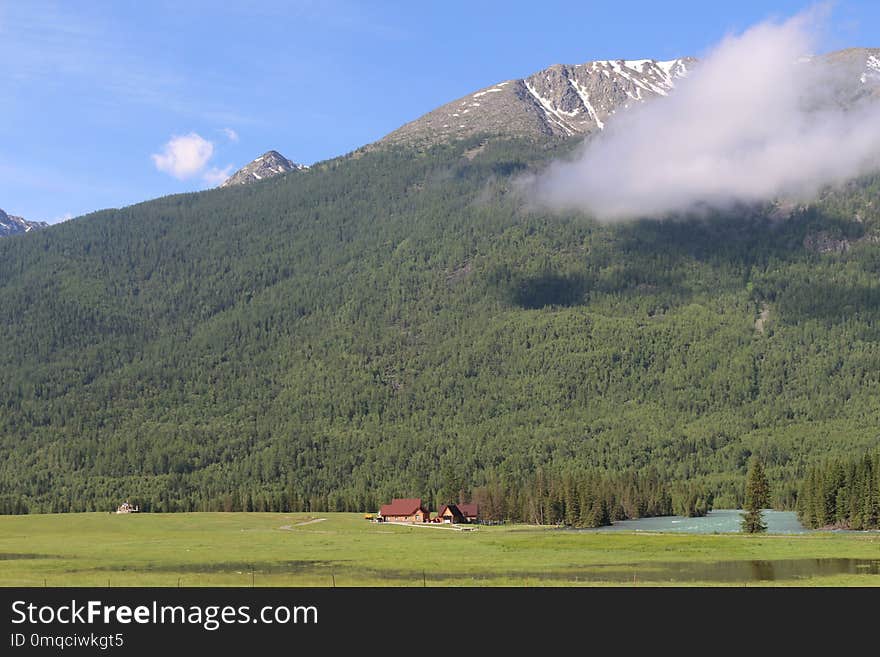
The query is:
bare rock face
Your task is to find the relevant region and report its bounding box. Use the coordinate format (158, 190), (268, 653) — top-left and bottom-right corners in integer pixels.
(220, 151), (306, 187)
(803, 230), (880, 254)
(804, 231), (851, 254)
(0, 208), (48, 237)
(379, 57), (694, 147)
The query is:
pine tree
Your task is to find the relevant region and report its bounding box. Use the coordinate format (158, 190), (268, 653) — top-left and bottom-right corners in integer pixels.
(741, 458), (770, 533)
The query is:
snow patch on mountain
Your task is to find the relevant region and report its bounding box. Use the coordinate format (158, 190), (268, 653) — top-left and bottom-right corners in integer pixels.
(0, 208), (48, 238)
(220, 151), (306, 187)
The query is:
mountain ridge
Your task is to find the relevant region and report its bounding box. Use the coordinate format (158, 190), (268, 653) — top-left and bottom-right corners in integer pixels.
(377, 47), (880, 149)
(379, 57), (694, 148)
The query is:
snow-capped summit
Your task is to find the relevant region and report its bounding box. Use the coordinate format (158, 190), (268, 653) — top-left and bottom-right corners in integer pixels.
(380, 56), (695, 146)
(220, 150), (307, 187)
(0, 208), (48, 238)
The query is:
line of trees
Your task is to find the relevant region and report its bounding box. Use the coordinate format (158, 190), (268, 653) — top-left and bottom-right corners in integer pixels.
(0, 466), (717, 528)
(797, 450), (880, 530)
(468, 467), (713, 527)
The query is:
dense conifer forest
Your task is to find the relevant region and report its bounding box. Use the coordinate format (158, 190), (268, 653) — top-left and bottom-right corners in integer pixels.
(798, 449), (880, 529)
(1, 135), (879, 521)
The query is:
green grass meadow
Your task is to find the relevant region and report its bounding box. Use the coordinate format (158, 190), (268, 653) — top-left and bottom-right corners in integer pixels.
(1, 513), (879, 587)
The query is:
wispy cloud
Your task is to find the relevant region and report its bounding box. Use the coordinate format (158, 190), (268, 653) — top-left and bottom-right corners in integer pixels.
(221, 127), (239, 142)
(531, 6), (880, 221)
(152, 133), (215, 180)
(0, 4), (254, 124)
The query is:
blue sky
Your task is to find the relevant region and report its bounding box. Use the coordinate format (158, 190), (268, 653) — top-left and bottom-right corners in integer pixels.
(1, 0), (878, 223)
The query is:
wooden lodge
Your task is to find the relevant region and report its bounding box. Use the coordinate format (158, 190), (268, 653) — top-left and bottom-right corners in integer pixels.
(378, 498), (430, 523)
(436, 504), (464, 523)
(376, 498), (480, 524)
(458, 503), (478, 523)
(434, 503), (479, 524)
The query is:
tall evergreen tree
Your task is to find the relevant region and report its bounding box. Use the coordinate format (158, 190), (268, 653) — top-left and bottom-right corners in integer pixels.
(741, 458), (770, 533)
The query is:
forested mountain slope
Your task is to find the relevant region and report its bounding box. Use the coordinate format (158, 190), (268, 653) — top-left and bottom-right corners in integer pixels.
(1, 135), (879, 515)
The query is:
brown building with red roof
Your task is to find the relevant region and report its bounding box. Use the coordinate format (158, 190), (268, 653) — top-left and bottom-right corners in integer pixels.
(436, 504), (465, 523)
(458, 503), (479, 523)
(435, 503), (479, 524)
(378, 498), (430, 523)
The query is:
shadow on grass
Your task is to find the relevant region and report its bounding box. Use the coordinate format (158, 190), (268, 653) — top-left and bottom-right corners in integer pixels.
(359, 558), (880, 584)
(0, 553), (60, 560)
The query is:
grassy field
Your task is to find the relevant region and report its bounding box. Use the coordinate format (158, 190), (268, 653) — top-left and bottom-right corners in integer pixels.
(1, 513), (878, 586)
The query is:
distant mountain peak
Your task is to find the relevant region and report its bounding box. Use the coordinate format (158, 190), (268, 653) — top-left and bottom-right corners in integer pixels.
(220, 150), (307, 187)
(0, 207), (48, 238)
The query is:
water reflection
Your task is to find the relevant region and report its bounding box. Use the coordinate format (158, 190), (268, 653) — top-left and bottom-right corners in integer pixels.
(372, 559), (880, 584)
(610, 558), (880, 583)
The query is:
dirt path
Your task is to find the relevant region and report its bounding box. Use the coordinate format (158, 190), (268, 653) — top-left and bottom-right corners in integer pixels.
(279, 518), (327, 530)
(382, 521), (476, 531)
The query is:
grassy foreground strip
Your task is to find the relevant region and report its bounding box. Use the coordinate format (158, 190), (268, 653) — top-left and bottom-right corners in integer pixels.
(1, 513), (878, 587)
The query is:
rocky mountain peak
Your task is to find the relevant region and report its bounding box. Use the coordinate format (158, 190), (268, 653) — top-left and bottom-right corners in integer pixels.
(379, 57), (695, 147)
(220, 150), (307, 187)
(0, 208), (48, 238)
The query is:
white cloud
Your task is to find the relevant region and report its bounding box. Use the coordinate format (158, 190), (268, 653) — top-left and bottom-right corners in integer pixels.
(151, 133), (215, 180)
(203, 165), (234, 186)
(531, 7), (880, 221)
(221, 127), (239, 142)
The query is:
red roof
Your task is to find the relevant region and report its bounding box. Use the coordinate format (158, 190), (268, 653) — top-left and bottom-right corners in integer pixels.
(437, 504), (465, 521)
(380, 498), (426, 517)
(458, 503), (478, 518)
